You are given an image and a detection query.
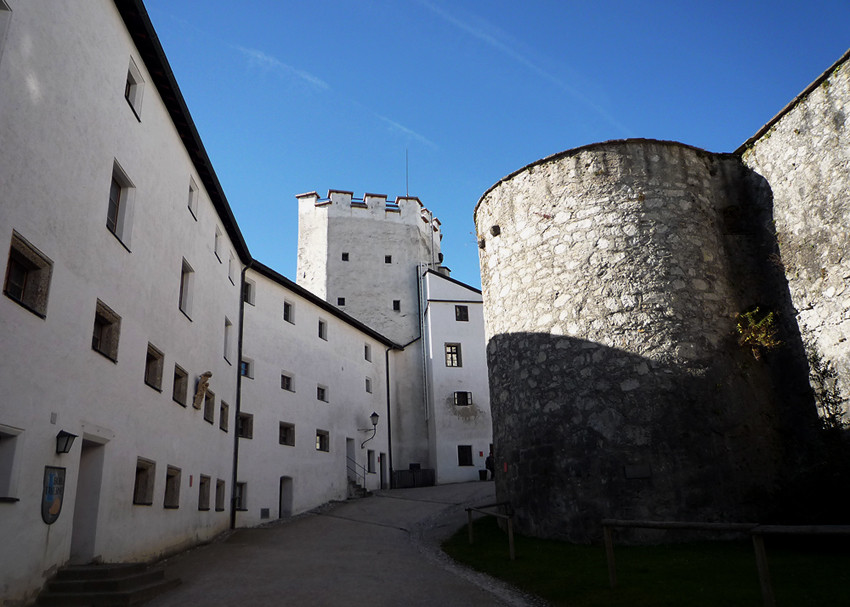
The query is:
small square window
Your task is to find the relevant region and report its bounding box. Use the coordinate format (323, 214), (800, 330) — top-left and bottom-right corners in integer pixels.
(392, 300), (401, 311)
(237, 413), (253, 439)
(385, 255), (392, 264)
(281, 373), (294, 392)
(172, 364), (188, 406)
(279, 422), (295, 446)
(240, 358), (254, 379)
(317, 385), (328, 403)
(454, 391), (473, 407)
(457, 445), (473, 467)
(220, 402), (229, 432)
(179, 258), (194, 318)
(133, 458), (155, 505)
(144, 343), (164, 390)
(316, 430), (330, 452)
(445, 343), (462, 368)
(367, 450), (376, 473)
(106, 161), (135, 248)
(341, 252), (349, 261)
(3, 231), (53, 317)
(92, 299), (121, 362)
(187, 177), (199, 219)
(243, 280), (255, 305)
(455, 305), (469, 322)
(365, 377), (372, 394)
(364, 343), (372, 362)
(203, 390), (215, 424)
(283, 300), (294, 324)
(124, 57), (144, 118)
(164, 466), (181, 508)
(318, 319), (327, 340)
(198, 475), (211, 511)
(234, 482), (247, 510)
(215, 479), (226, 511)
(337, 297), (345, 306)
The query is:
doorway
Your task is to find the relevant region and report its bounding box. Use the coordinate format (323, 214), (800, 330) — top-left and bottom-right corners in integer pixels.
(380, 452), (387, 490)
(346, 438), (356, 482)
(279, 476), (293, 518)
(69, 439), (105, 563)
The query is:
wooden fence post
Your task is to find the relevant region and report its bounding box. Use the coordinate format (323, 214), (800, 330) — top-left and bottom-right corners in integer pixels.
(752, 533), (775, 607)
(603, 525), (617, 588)
(467, 508), (474, 545)
(507, 517), (516, 561)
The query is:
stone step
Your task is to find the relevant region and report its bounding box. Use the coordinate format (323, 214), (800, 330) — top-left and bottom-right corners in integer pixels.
(38, 564), (180, 606)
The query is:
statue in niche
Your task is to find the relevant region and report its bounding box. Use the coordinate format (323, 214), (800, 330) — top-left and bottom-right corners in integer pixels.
(192, 371), (212, 409)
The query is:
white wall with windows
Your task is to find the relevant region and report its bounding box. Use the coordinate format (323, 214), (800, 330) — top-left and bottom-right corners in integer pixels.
(423, 271), (493, 483)
(237, 264), (391, 526)
(0, 1), (245, 602)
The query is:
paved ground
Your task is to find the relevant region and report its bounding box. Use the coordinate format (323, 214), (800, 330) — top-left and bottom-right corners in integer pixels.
(146, 482), (544, 607)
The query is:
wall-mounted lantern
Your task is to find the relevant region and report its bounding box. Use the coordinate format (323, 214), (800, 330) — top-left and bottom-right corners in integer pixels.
(360, 412), (379, 448)
(55, 430), (77, 454)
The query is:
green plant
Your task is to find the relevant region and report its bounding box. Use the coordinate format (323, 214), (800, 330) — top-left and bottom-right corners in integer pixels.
(735, 307), (781, 360)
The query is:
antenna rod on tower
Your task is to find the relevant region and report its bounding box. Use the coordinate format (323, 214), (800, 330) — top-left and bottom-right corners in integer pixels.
(405, 148), (409, 197)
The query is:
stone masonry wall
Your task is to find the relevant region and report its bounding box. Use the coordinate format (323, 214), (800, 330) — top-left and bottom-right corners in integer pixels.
(474, 140), (792, 542)
(740, 52), (850, 415)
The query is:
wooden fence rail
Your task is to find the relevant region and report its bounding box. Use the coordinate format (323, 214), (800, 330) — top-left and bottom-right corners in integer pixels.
(466, 501), (515, 560)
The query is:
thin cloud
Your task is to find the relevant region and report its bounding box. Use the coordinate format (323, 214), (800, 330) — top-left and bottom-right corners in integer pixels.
(375, 113), (438, 149)
(234, 45), (329, 91)
(416, 0), (633, 136)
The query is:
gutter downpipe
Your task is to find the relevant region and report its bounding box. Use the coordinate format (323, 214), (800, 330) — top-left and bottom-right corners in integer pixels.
(384, 346), (394, 489)
(230, 261), (252, 530)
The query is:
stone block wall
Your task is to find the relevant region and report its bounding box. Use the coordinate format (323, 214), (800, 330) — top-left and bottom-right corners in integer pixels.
(474, 140), (801, 541)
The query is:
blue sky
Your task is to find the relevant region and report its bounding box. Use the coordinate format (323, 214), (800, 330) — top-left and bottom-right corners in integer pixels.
(144, 1), (849, 288)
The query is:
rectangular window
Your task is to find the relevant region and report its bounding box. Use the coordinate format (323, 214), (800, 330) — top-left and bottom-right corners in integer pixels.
(164, 466), (181, 508)
(224, 317), (233, 363)
(172, 364), (188, 406)
(214, 226), (224, 262)
(315, 430), (329, 452)
(318, 319), (327, 340)
(365, 377), (372, 394)
(281, 373), (294, 392)
(106, 161), (135, 248)
(0, 425), (22, 499)
(133, 458), (155, 505)
(445, 343), (462, 367)
(203, 390), (215, 424)
(215, 479), (226, 511)
(243, 280), (255, 305)
(240, 358), (253, 379)
(187, 177), (199, 219)
(228, 252), (237, 285)
(237, 413), (253, 439)
(198, 475), (211, 511)
(392, 300), (401, 311)
(364, 343), (371, 362)
(3, 231), (53, 317)
(454, 391), (473, 407)
(385, 255), (392, 264)
(144, 343), (164, 390)
(124, 57), (144, 118)
(455, 305), (469, 322)
(92, 299), (121, 361)
(317, 385), (328, 402)
(337, 297), (345, 306)
(457, 445), (473, 467)
(279, 422), (295, 446)
(234, 482), (247, 510)
(179, 258), (194, 318)
(283, 300), (294, 324)
(341, 252), (349, 261)
(220, 402), (229, 432)
(367, 450), (376, 473)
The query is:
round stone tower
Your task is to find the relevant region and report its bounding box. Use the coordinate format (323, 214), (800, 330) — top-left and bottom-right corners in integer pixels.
(475, 140), (786, 542)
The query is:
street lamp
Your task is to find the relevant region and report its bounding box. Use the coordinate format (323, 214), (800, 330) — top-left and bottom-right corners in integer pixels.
(55, 430), (77, 454)
(361, 412), (379, 448)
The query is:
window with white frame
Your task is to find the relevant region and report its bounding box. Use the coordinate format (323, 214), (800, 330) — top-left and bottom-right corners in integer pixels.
(144, 343), (164, 390)
(315, 430), (329, 452)
(178, 258), (194, 317)
(106, 161), (135, 248)
(198, 475), (211, 511)
(124, 57), (144, 118)
(454, 391), (473, 407)
(133, 458), (155, 505)
(445, 343), (462, 367)
(3, 231), (53, 318)
(92, 299), (121, 361)
(240, 358), (253, 379)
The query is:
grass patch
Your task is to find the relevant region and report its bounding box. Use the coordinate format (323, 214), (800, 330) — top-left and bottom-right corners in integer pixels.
(442, 517), (850, 606)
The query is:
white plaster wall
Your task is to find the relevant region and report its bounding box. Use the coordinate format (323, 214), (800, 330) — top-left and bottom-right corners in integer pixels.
(238, 269), (389, 526)
(0, 1), (241, 601)
(423, 273), (493, 483)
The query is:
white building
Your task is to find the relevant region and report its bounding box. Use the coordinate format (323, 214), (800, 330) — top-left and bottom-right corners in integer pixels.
(0, 1), (490, 603)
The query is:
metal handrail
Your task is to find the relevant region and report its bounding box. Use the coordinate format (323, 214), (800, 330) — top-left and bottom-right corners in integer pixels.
(346, 456), (367, 488)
